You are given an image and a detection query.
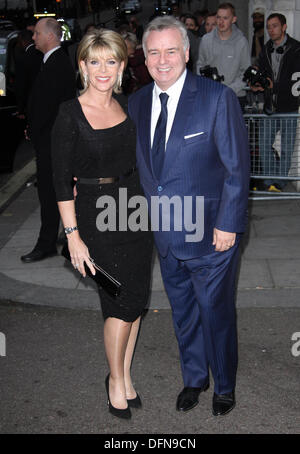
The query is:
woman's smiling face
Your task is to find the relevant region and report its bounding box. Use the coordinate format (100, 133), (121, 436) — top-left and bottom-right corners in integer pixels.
(80, 49), (124, 93)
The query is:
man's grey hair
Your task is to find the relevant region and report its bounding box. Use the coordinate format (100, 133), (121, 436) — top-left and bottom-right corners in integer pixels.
(142, 16), (190, 55)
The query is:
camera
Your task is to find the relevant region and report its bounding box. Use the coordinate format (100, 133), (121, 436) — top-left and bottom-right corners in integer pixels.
(243, 66), (271, 89)
(199, 66), (224, 83)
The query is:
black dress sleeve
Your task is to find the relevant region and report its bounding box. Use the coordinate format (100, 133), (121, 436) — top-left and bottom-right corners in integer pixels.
(51, 101), (78, 202)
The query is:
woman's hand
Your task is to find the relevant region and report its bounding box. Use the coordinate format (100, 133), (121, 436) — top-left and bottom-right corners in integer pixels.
(67, 235), (96, 277)
(73, 177), (78, 199)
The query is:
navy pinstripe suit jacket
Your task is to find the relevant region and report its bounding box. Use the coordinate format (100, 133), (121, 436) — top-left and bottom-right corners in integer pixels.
(128, 70), (250, 259)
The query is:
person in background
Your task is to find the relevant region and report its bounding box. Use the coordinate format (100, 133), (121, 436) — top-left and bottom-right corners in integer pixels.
(251, 8), (265, 64)
(171, 2), (182, 21)
(197, 2), (251, 111)
(14, 29), (43, 118)
(184, 14), (200, 73)
(129, 16), (144, 44)
(193, 9), (208, 37)
(204, 12), (217, 34)
(250, 13), (300, 192)
(184, 14), (199, 33)
(121, 31), (152, 94)
(21, 18), (76, 263)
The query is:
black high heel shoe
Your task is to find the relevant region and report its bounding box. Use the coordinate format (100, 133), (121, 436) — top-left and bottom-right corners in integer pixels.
(105, 374), (132, 420)
(127, 393), (142, 409)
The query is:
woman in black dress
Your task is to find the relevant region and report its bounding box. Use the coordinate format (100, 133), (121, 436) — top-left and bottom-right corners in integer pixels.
(51, 29), (153, 420)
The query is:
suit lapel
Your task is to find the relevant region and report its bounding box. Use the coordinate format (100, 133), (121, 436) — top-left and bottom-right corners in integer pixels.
(138, 84), (153, 176)
(162, 71), (198, 180)
(44, 47), (61, 65)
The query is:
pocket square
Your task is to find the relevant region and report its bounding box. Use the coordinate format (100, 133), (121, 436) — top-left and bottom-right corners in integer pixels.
(184, 132), (205, 139)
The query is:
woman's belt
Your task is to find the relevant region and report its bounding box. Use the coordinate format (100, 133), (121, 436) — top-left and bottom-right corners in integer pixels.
(77, 167), (136, 185)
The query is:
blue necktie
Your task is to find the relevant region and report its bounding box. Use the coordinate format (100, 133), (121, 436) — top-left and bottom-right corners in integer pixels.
(152, 92), (169, 179)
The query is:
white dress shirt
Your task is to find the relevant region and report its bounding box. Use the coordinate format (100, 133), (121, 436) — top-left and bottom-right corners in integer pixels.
(150, 69), (187, 148)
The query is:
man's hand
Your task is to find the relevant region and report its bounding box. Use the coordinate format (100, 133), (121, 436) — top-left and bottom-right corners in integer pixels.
(266, 77), (273, 89)
(213, 228), (236, 252)
(250, 83), (264, 92)
(250, 77), (273, 92)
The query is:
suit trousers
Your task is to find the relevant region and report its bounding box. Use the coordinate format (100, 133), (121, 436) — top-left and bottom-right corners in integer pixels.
(35, 146), (60, 252)
(159, 240), (241, 394)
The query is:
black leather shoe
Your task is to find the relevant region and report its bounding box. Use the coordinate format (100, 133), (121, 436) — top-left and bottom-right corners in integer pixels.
(21, 248), (57, 263)
(212, 391), (235, 416)
(127, 393), (142, 409)
(176, 383), (209, 412)
(105, 374), (131, 420)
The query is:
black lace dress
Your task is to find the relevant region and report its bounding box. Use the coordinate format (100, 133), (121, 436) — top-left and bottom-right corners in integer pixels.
(51, 97), (153, 322)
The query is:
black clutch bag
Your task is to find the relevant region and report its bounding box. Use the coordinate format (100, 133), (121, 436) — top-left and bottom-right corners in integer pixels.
(61, 244), (121, 297)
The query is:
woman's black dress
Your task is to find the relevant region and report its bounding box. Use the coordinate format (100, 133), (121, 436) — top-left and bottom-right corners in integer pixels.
(51, 97), (153, 322)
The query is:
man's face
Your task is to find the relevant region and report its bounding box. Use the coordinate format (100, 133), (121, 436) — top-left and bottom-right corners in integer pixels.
(252, 13), (264, 30)
(205, 15), (217, 34)
(33, 19), (49, 53)
(172, 5), (179, 16)
(185, 18), (197, 31)
(216, 8), (236, 34)
(267, 17), (287, 43)
(145, 28), (189, 91)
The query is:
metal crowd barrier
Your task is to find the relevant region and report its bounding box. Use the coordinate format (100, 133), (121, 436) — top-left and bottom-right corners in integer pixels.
(244, 113), (300, 200)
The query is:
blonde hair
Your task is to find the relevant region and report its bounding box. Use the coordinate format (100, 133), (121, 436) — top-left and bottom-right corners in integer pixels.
(77, 28), (128, 94)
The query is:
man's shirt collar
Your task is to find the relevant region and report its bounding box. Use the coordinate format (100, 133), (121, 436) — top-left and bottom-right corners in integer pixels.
(43, 46), (61, 63)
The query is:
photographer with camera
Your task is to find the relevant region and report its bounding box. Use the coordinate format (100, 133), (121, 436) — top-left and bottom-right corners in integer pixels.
(196, 2), (250, 110)
(250, 13), (300, 192)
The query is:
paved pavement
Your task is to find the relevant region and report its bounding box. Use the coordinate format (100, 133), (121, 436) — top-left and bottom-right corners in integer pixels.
(1, 177), (300, 311)
(0, 164), (300, 434)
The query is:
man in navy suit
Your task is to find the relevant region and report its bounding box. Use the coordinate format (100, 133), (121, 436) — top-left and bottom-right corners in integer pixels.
(128, 16), (250, 416)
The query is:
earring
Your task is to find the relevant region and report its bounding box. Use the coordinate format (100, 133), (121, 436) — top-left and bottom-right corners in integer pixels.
(84, 73), (88, 86)
(117, 72), (123, 88)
